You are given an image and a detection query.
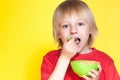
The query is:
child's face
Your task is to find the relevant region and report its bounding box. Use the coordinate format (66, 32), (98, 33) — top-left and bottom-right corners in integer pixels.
(58, 12), (91, 50)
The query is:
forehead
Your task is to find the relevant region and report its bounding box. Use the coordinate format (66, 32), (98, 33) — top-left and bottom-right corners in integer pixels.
(59, 11), (88, 23)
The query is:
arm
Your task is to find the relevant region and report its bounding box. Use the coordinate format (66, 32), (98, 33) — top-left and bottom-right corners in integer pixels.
(48, 53), (70, 80)
(41, 51), (71, 80)
(48, 38), (80, 80)
(107, 62), (120, 80)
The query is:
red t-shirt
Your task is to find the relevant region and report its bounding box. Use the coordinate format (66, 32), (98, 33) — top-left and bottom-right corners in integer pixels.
(41, 48), (120, 80)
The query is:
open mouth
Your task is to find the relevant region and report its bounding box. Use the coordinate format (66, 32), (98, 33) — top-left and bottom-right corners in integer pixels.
(67, 36), (81, 45)
(74, 38), (81, 45)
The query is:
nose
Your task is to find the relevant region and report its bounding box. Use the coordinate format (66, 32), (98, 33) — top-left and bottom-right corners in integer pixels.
(70, 26), (77, 34)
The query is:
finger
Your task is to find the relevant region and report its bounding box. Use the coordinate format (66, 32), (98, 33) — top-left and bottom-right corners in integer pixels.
(72, 45), (79, 54)
(63, 38), (74, 48)
(82, 75), (91, 80)
(91, 69), (100, 76)
(88, 71), (96, 78)
(70, 42), (79, 52)
(68, 38), (79, 49)
(70, 39), (77, 47)
(74, 45), (81, 53)
(67, 38), (75, 46)
(98, 64), (102, 72)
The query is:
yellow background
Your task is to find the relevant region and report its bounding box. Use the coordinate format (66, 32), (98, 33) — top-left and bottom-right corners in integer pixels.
(0, 0), (120, 80)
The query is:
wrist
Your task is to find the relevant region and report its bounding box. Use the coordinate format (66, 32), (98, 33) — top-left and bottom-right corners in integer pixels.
(60, 51), (72, 60)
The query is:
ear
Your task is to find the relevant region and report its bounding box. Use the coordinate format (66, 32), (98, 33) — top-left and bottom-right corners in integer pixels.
(57, 32), (61, 38)
(89, 29), (93, 35)
(89, 27), (93, 34)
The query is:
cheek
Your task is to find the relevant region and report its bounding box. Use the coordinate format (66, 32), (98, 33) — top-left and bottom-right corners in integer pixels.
(80, 28), (90, 41)
(81, 33), (89, 40)
(79, 27), (90, 34)
(59, 30), (70, 41)
(84, 30), (90, 39)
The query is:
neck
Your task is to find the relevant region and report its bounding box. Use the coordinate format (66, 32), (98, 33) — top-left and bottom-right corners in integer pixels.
(78, 46), (92, 54)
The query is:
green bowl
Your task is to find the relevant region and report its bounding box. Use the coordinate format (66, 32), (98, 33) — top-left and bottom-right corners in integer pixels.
(70, 60), (99, 77)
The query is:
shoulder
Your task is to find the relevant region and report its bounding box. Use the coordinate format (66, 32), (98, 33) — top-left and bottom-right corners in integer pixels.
(94, 48), (113, 63)
(43, 49), (61, 60)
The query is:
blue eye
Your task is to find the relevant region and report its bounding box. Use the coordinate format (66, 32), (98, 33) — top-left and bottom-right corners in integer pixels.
(78, 23), (84, 26)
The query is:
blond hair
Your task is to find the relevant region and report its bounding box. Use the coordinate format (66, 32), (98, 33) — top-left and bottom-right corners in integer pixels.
(53, 0), (98, 48)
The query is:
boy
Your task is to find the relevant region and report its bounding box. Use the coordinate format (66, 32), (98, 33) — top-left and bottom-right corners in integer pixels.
(41, 0), (120, 80)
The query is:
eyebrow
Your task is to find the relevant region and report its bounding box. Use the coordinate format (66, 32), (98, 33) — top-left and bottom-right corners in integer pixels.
(59, 22), (68, 27)
(60, 19), (86, 24)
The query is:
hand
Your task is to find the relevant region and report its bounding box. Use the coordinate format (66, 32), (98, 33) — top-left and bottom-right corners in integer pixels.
(82, 64), (102, 80)
(62, 38), (80, 59)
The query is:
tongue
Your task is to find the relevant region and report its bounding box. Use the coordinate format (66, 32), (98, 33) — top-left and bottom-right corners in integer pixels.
(75, 38), (81, 45)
